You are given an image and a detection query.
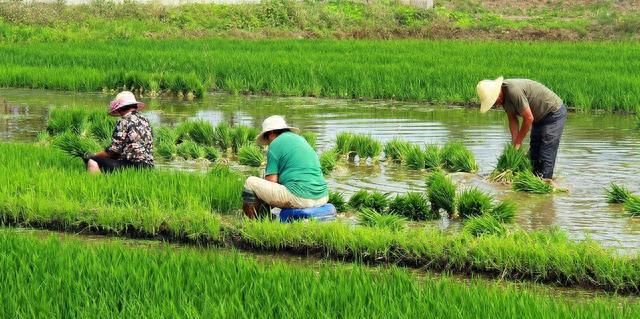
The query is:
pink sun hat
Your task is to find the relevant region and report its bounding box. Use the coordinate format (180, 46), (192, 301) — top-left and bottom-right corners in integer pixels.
(108, 91), (145, 116)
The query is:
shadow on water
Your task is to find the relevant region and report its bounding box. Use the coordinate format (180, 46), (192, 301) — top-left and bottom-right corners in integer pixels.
(2, 88), (640, 251)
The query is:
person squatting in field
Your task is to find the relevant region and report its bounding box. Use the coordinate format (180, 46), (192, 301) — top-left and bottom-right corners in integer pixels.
(242, 115), (328, 218)
(477, 77), (567, 179)
(84, 91), (154, 174)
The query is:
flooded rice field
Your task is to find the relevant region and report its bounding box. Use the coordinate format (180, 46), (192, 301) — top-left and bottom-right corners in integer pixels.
(2, 88), (639, 251)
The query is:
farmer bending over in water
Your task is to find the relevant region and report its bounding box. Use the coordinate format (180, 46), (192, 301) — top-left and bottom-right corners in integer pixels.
(84, 91), (154, 174)
(476, 77), (567, 179)
(242, 115), (328, 218)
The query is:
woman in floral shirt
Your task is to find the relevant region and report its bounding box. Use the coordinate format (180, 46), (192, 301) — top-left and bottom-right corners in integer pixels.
(85, 91), (154, 174)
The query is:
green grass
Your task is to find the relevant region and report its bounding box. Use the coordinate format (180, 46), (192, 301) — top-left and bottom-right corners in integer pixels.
(490, 144), (532, 183)
(441, 141), (478, 173)
(426, 171), (456, 216)
(358, 208), (407, 231)
(388, 192), (437, 221)
(237, 144), (265, 167)
(463, 214), (507, 237)
(457, 187), (494, 219)
(1, 38), (637, 111)
(605, 183), (632, 204)
(0, 143), (243, 239)
(513, 171), (554, 194)
(3, 231), (638, 319)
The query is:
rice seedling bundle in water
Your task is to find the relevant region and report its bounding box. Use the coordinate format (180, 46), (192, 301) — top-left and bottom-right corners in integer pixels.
(606, 183), (632, 204)
(388, 192), (436, 220)
(513, 171), (553, 194)
(328, 191), (346, 213)
(463, 214), (507, 237)
(348, 190), (389, 212)
(301, 131), (317, 149)
(319, 149), (338, 175)
(185, 120), (216, 146)
(424, 144), (443, 170)
(384, 138), (412, 163)
(426, 170), (456, 216)
(214, 123), (233, 151)
(154, 126), (177, 144)
(358, 208), (406, 231)
(335, 132), (356, 156)
(88, 112), (117, 145)
(176, 140), (205, 159)
(52, 131), (101, 158)
(457, 187), (494, 219)
(403, 144), (426, 170)
(204, 146), (221, 162)
(489, 200), (517, 223)
(155, 139), (177, 160)
(441, 141), (478, 173)
(47, 108), (91, 136)
(351, 134), (382, 160)
(231, 126), (259, 152)
(490, 144), (532, 182)
(624, 196), (640, 217)
(237, 144), (265, 167)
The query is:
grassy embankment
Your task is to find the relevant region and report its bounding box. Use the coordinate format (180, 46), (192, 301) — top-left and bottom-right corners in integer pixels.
(2, 230), (638, 318)
(2, 142), (640, 293)
(0, 40), (638, 111)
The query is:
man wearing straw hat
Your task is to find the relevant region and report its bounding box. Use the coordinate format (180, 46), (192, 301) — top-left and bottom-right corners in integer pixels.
(242, 115), (328, 218)
(476, 77), (567, 179)
(84, 91), (154, 174)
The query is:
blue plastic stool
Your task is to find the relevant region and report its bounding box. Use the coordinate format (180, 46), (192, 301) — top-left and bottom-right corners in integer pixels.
(279, 204), (337, 223)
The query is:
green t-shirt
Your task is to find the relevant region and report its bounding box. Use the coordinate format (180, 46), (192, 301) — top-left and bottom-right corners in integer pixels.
(265, 131), (328, 199)
(502, 79), (563, 123)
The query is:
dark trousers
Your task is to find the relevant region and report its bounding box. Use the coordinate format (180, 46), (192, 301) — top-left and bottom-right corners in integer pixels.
(529, 105), (567, 179)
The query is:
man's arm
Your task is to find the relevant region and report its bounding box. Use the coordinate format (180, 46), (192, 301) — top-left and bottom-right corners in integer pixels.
(514, 106), (534, 149)
(506, 111), (519, 144)
(265, 174), (278, 183)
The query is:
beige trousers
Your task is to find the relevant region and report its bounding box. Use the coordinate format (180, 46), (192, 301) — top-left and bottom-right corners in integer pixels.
(244, 176), (328, 209)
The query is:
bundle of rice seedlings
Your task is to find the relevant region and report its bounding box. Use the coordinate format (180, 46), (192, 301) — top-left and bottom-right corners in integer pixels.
(175, 121), (197, 143)
(88, 112), (116, 144)
(457, 187), (494, 219)
(426, 170), (456, 216)
(319, 149), (338, 175)
(154, 140), (176, 160)
(463, 214), (506, 237)
(301, 131), (317, 149)
(154, 126), (178, 145)
(605, 183), (632, 204)
(204, 146), (221, 162)
(424, 144), (443, 170)
(176, 140), (205, 160)
(513, 171), (553, 194)
(625, 196), (640, 216)
(358, 208), (406, 231)
(238, 144), (265, 167)
(36, 131), (51, 145)
(52, 131), (101, 158)
(335, 132), (355, 155)
(489, 200), (517, 223)
(388, 192), (437, 220)
(328, 191), (347, 213)
(47, 108), (90, 135)
(232, 126), (259, 153)
(214, 123), (233, 151)
(441, 141), (478, 173)
(403, 145), (426, 170)
(348, 190), (389, 213)
(352, 134), (382, 160)
(185, 120), (216, 146)
(384, 138), (411, 163)
(490, 144), (532, 183)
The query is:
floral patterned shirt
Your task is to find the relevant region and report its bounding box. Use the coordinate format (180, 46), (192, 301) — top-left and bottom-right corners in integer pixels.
(107, 111), (154, 165)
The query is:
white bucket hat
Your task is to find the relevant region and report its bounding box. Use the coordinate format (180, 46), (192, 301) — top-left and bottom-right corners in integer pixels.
(109, 91), (145, 116)
(256, 115), (300, 145)
(476, 76), (504, 113)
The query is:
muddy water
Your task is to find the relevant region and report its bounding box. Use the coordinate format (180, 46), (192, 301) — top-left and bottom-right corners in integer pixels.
(2, 88), (639, 251)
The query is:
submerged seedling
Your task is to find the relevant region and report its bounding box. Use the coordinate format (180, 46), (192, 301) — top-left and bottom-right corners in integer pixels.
(388, 192), (436, 220)
(426, 170), (456, 216)
(384, 138), (411, 163)
(624, 196), (640, 217)
(348, 190), (389, 213)
(489, 200), (517, 223)
(605, 183), (632, 204)
(513, 171), (553, 194)
(442, 141), (478, 173)
(457, 187), (494, 219)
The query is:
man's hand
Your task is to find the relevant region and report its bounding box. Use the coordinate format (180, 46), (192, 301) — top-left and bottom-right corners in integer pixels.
(513, 143), (521, 150)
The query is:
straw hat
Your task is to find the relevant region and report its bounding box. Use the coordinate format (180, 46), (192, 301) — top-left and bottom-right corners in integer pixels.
(256, 115), (300, 145)
(476, 76), (504, 113)
(108, 91), (145, 116)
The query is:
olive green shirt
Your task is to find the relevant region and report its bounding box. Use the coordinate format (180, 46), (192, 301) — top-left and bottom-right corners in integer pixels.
(265, 131), (328, 199)
(502, 79), (563, 123)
